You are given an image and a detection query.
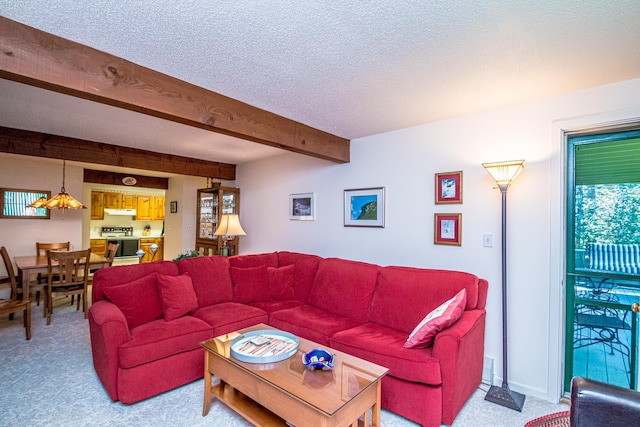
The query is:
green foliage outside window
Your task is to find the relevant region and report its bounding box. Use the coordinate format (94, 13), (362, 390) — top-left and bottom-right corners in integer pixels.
(575, 183), (640, 247)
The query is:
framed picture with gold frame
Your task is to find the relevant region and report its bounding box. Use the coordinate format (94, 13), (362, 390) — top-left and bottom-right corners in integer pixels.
(434, 213), (461, 246)
(435, 171), (462, 204)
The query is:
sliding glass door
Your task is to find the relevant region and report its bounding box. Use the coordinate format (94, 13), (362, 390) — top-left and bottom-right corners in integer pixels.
(565, 129), (640, 392)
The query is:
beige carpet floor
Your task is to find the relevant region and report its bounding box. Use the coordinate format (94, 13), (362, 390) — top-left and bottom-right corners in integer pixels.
(0, 295), (568, 426)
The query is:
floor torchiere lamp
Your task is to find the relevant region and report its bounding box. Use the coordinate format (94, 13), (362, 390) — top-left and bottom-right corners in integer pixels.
(482, 159), (526, 412)
(214, 214), (246, 256)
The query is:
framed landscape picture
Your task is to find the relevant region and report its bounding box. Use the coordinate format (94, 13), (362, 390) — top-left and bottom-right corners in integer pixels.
(434, 213), (461, 246)
(344, 187), (385, 227)
(289, 193), (315, 220)
(435, 171), (463, 204)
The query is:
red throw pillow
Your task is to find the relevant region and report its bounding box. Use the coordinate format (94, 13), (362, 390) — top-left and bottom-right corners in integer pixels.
(103, 273), (163, 329)
(230, 266), (270, 303)
(268, 265), (296, 300)
(404, 289), (467, 349)
(157, 274), (199, 321)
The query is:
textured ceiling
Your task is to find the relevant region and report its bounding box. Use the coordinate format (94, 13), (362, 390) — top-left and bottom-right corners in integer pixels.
(1, 1), (640, 167)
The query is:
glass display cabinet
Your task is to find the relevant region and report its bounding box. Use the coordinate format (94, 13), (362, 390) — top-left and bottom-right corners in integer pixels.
(195, 184), (240, 256)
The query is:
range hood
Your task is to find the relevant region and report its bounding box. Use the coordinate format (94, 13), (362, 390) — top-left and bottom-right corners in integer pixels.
(104, 208), (137, 216)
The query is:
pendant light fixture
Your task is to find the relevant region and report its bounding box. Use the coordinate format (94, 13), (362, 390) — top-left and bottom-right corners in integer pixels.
(42, 160), (86, 210)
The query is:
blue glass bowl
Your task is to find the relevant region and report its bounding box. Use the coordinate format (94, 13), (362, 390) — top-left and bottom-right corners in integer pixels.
(302, 348), (335, 370)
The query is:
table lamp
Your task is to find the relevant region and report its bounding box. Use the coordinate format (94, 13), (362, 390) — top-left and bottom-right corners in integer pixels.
(214, 214), (246, 256)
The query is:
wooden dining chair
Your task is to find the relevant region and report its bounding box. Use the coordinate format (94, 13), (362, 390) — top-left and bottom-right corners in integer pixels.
(1, 245), (44, 318)
(85, 242), (118, 308)
(36, 241), (71, 305)
(45, 248), (91, 325)
(0, 246), (32, 340)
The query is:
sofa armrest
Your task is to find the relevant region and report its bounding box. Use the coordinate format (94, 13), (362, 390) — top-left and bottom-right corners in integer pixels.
(88, 300), (131, 402)
(432, 309), (486, 425)
(570, 376), (640, 426)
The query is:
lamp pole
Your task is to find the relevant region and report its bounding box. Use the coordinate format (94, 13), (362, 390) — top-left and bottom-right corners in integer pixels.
(483, 167), (526, 411)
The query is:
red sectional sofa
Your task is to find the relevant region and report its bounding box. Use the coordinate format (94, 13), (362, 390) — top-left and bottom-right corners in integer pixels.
(89, 251), (488, 427)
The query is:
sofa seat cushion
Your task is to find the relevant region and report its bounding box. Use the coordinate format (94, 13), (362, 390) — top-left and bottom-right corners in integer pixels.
(330, 323), (442, 385)
(269, 305), (363, 346)
(192, 302), (268, 336)
(119, 316), (212, 369)
(249, 300), (303, 314)
(307, 258), (380, 323)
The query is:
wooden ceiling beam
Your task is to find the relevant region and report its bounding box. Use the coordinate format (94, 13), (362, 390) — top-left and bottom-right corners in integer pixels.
(0, 126), (236, 180)
(0, 17), (350, 164)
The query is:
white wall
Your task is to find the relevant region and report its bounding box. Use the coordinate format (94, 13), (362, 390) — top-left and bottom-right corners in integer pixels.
(0, 155), (211, 271)
(0, 155), (85, 272)
(237, 77), (640, 401)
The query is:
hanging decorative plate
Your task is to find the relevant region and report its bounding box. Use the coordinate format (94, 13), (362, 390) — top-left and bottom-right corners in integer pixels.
(230, 330), (299, 364)
(122, 176), (137, 186)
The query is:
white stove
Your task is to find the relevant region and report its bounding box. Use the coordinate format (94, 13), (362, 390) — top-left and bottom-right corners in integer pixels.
(101, 227), (139, 258)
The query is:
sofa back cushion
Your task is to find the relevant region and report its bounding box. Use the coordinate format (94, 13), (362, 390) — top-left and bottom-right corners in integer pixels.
(156, 273), (199, 321)
(307, 258), (380, 323)
(92, 260), (178, 302)
(177, 256), (233, 307)
(229, 252), (278, 268)
(103, 272), (163, 329)
(369, 266), (481, 333)
(277, 251), (322, 303)
(268, 265), (296, 300)
(230, 265), (271, 303)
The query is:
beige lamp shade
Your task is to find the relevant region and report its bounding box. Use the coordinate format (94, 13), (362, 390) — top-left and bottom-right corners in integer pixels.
(482, 160), (526, 190)
(214, 214), (246, 237)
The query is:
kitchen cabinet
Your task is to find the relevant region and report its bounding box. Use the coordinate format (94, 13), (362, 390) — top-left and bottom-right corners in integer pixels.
(90, 238), (107, 257)
(122, 194), (137, 209)
(103, 192), (137, 209)
(139, 237), (163, 263)
(135, 195), (164, 221)
(91, 192), (105, 220)
(104, 192), (124, 209)
(136, 196), (152, 220)
(153, 196), (165, 220)
(195, 185), (240, 256)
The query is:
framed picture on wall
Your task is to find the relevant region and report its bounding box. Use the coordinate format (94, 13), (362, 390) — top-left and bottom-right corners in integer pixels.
(344, 187), (385, 227)
(434, 213), (462, 246)
(289, 193), (315, 220)
(170, 200), (178, 213)
(435, 171), (463, 204)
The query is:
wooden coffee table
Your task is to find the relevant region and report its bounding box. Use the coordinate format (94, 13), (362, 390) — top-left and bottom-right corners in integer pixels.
(201, 324), (388, 427)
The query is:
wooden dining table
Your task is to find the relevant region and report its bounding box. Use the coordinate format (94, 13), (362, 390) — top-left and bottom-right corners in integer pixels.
(14, 253), (110, 299)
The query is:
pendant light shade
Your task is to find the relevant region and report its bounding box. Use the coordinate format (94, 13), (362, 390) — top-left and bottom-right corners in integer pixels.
(43, 160), (86, 210)
(27, 196), (49, 208)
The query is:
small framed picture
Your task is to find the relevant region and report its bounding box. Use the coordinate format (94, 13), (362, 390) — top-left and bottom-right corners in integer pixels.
(289, 193), (315, 220)
(434, 213), (462, 246)
(435, 171), (463, 204)
(170, 200), (178, 213)
(344, 187), (385, 228)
